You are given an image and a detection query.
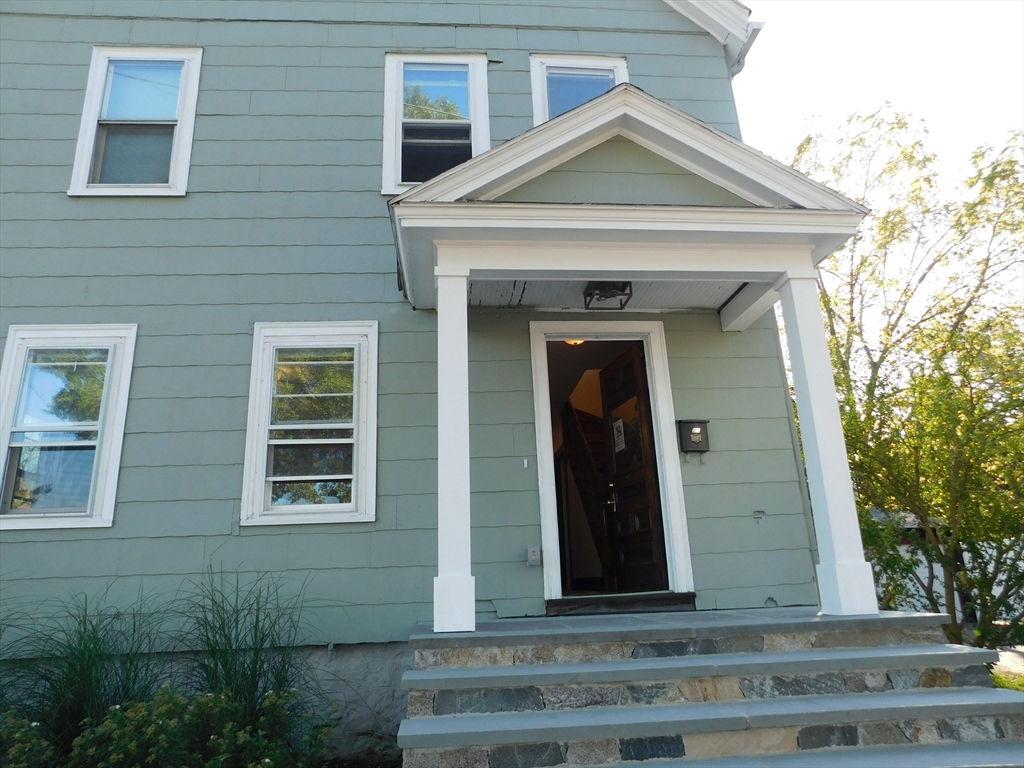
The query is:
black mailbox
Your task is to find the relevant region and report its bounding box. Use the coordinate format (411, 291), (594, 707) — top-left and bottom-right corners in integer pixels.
(677, 420), (710, 453)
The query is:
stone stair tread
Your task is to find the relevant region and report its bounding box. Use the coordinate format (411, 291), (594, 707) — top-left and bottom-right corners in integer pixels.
(397, 687), (1024, 749)
(408, 608), (948, 649)
(591, 741), (1024, 767)
(402, 643), (994, 690)
(569, 741), (1024, 768)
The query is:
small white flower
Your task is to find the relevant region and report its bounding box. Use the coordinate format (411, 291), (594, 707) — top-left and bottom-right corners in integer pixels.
(30, 722), (40, 727)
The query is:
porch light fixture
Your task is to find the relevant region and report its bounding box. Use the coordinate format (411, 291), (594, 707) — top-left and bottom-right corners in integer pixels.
(564, 339), (585, 346)
(583, 281), (633, 310)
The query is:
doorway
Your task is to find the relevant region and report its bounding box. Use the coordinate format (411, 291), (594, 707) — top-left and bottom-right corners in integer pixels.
(548, 338), (669, 596)
(530, 321), (695, 604)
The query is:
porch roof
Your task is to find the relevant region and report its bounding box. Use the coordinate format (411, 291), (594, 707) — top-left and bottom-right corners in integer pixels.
(389, 85), (866, 324)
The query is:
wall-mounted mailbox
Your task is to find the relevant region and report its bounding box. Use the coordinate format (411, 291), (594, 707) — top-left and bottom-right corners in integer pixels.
(677, 420), (710, 453)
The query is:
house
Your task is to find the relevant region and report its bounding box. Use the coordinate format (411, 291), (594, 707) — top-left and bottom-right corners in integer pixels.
(3, 1), (1021, 764)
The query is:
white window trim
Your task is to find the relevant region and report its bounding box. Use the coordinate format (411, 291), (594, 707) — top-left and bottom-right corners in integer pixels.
(530, 54), (628, 126)
(0, 324), (137, 530)
(381, 53), (491, 195)
(240, 322), (378, 526)
(68, 46), (203, 197)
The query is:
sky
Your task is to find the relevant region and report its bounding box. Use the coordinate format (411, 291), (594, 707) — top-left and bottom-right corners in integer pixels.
(732, 0), (1024, 181)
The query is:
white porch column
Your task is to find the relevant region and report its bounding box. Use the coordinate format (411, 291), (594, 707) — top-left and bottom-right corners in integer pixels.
(775, 273), (879, 615)
(433, 268), (476, 632)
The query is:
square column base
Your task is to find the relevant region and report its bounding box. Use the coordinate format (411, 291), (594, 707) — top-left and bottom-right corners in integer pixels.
(433, 575), (476, 632)
(817, 560), (879, 615)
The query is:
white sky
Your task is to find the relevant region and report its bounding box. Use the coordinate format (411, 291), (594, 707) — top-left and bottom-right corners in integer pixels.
(732, 0), (1024, 180)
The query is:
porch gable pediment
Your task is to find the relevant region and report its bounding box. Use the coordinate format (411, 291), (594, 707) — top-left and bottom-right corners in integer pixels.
(494, 136), (758, 208)
(391, 84), (866, 213)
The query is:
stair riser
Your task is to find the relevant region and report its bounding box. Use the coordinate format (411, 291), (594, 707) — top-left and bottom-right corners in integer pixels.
(406, 664), (993, 717)
(402, 714), (1024, 767)
(413, 626), (947, 669)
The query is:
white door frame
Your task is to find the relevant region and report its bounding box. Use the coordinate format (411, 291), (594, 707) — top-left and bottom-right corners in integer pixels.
(529, 320), (695, 600)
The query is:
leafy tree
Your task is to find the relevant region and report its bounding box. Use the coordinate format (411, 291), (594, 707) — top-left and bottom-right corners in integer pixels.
(792, 109), (1023, 647)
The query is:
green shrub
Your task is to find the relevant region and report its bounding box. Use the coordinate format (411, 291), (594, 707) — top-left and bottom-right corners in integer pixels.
(1, 596), (169, 760)
(0, 711), (57, 768)
(66, 687), (330, 768)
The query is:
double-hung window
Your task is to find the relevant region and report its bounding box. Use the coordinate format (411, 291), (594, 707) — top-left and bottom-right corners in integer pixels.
(530, 55), (628, 125)
(382, 54), (490, 194)
(241, 323), (378, 525)
(0, 325), (137, 529)
(69, 47), (203, 196)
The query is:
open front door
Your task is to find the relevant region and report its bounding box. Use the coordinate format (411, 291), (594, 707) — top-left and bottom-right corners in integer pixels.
(599, 344), (669, 593)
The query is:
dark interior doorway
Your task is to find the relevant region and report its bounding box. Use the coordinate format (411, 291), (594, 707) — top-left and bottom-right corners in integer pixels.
(547, 339), (670, 597)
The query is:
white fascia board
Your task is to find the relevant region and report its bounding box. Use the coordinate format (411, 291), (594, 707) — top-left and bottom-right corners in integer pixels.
(662, 0), (751, 45)
(392, 203), (861, 308)
(394, 202), (865, 237)
(390, 85), (867, 215)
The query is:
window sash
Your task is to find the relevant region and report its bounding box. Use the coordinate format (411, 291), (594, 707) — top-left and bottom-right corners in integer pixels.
(382, 54), (490, 194)
(69, 47), (202, 196)
(529, 55), (627, 126)
(0, 326), (137, 529)
(241, 323), (377, 525)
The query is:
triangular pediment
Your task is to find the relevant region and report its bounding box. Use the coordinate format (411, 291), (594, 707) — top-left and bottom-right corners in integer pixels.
(495, 136), (757, 207)
(391, 84), (865, 215)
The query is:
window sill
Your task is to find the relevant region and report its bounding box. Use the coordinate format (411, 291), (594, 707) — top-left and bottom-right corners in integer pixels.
(241, 510), (376, 526)
(68, 185), (187, 197)
(382, 183), (417, 196)
(0, 514), (114, 530)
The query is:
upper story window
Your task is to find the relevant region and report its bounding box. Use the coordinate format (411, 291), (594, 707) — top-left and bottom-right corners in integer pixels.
(382, 53), (490, 194)
(69, 46), (203, 196)
(530, 55), (628, 125)
(0, 325), (137, 530)
(241, 322), (378, 526)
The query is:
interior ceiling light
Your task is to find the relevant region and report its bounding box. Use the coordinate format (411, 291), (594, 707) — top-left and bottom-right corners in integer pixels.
(564, 339), (586, 346)
(583, 281), (632, 310)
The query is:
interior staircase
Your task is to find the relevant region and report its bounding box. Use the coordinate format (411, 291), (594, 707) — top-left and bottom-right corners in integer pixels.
(397, 608), (1024, 767)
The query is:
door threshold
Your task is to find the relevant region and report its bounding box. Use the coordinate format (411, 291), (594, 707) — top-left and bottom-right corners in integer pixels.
(545, 591), (696, 617)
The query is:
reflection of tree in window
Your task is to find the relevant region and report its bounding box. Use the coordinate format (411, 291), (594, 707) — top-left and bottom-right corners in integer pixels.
(41, 352), (107, 425)
(268, 347), (355, 508)
(4, 349), (107, 512)
(403, 86), (466, 121)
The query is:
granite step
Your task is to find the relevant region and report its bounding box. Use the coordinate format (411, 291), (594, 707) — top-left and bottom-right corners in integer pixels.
(410, 609), (949, 669)
(404, 641), (993, 688)
(404, 643), (996, 717)
(571, 741), (1024, 768)
(398, 687), (1024, 764)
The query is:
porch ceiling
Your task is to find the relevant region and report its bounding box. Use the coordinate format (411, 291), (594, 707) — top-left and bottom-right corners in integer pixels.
(468, 278), (743, 311)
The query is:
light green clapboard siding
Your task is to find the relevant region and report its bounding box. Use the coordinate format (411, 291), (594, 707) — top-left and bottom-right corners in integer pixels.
(0, 2), (810, 643)
(459, 310), (819, 615)
(496, 137), (757, 206)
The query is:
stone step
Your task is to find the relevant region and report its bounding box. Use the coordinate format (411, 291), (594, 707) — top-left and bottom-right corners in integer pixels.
(398, 687), (1024, 756)
(410, 609), (949, 669)
(404, 644), (995, 717)
(404, 642), (994, 691)
(571, 741), (1024, 768)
